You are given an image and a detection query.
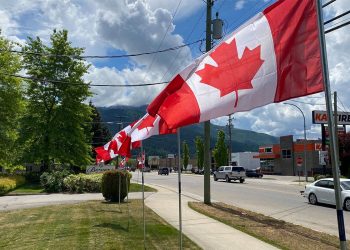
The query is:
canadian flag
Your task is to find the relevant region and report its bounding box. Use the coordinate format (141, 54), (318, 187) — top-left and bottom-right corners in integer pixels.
(95, 122), (140, 162)
(130, 114), (176, 143)
(95, 141), (118, 163)
(119, 157), (128, 168)
(95, 114), (175, 162)
(148, 0), (324, 129)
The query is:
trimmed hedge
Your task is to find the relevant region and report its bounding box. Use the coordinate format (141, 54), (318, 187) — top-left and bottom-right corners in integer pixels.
(63, 173), (102, 193)
(102, 170), (132, 202)
(0, 176), (26, 195)
(40, 170), (72, 193)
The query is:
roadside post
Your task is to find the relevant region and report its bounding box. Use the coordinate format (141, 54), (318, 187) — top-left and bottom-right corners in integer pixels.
(297, 157), (303, 184)
(316, 0), (347, 248)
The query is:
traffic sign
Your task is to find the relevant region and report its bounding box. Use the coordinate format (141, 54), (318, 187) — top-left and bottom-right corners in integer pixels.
(297, 157), (303, 167)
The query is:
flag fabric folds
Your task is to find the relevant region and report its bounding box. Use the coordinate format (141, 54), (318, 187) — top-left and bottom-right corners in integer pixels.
(95, 114), (176, 162)
(147, 0), (324, 130)
(96, 0), (324, 162)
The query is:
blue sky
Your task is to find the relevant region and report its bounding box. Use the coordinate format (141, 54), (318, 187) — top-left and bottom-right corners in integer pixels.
(1, 0), (349, 141)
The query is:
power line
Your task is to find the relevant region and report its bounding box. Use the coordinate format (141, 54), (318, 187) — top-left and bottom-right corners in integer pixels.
(143, 0), (183, 84)
(325, 19), (350, 34)
(338, 97), (349, 112)
(324, 10), (350, 25)
(322, 0), (336, 8)
(0, 39), (204, 59)
(160, 5), (207, 82)
(1, 73), (168, 87)
(289, 100), (326, 105)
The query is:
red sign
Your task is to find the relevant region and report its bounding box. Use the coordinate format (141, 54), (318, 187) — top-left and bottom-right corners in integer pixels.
(314, 143), (322, 151)
(297, 157), (303, 167)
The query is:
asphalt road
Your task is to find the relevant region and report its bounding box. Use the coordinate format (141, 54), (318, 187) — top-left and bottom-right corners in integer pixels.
(133, 171), (350, 239)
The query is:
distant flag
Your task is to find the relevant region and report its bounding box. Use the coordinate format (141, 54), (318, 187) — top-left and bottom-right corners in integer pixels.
(130, 114), (176, 143)
(95, 141), (118, 164)
(95, 113), (177, 162)
(119, 157), (129, 168)
(147, 0), (324, 130)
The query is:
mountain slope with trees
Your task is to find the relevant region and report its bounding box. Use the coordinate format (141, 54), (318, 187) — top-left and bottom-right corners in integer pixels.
(97, 105), (278, 157)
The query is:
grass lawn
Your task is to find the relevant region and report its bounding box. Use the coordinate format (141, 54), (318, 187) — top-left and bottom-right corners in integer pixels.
(8, 182), (156, 195)
(129, 183), (157, 192)
(0, 200), (199, 250)
(8, 182), (44, 195)
(189, 202), (350, 250)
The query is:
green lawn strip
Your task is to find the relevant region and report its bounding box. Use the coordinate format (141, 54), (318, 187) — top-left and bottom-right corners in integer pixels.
(8, 182), (156, 196)
(0, 200), (199, 250)
(189, 202), (350, 250)
(8, 182), (44, 194)
(129, 183), (157, 192)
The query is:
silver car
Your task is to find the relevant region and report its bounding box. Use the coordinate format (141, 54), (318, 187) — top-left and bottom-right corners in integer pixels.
(304, 178), (350, 211)
(213, 166), (246, 183)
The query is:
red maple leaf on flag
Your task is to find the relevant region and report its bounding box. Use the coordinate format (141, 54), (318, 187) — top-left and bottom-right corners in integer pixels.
(196, 38), (264, 108)
(137, 115), (155, 132)
(116, 131), (128, 149)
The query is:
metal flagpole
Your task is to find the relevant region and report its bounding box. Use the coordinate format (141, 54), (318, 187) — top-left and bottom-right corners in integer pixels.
(177, 129), (183, 250)
(119, 166), (121, 210)
(316, 1), (347, 249)
(126, 172), (130, 225)
(141, 142), (146, 249)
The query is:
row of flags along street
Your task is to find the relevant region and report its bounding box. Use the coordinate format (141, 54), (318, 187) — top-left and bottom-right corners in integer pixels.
(95, 0), (324, 163)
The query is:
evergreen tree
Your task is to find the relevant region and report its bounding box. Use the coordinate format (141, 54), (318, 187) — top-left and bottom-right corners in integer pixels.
(213, 130), (228, 167)
(195, 136), (204, 170)
(0, 35), (25, 170)
(20, 30), (92, 170)
(183, 140), (189, 170)
(90, 101), (111, 158)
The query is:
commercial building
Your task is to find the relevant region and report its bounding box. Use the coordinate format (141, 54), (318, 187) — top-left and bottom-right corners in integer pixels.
(254, 135), (329, 176)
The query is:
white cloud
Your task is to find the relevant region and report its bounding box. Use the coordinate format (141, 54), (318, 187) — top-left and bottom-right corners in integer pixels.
(147, 0), (202, 20)
(86, 65), (166, 107)
(95, 0), (193, 75)
(1, 0), (349, 140)
(235, 0), (246, 10)
(210, 0), (350, 139)
(1, 0), (195, 107)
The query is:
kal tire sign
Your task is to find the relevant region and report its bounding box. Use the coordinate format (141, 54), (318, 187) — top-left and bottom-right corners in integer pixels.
(312, 110), (350, 125)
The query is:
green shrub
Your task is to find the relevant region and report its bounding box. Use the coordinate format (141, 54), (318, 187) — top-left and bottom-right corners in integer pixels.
(0, 176), (26, 195)
(63, 173), (102, 193)
(25, 172), (41, 183)
(101, 170), (132, 202)
(40, 170), (72, 193)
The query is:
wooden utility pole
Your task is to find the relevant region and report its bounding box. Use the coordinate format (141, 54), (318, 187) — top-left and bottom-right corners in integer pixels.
(204, 0), (213, 205)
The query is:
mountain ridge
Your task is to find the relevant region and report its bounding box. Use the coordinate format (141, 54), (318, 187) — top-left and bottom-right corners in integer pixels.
(97, 105), (278, 157)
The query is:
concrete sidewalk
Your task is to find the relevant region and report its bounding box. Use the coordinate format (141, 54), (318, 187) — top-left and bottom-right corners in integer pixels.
(145, 185), (278, 250)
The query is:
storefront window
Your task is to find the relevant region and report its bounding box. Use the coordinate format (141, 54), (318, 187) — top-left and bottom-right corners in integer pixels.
(265, 147), (272, 153)
(282, 149), (291, 158)
(260, 159), (274, 172)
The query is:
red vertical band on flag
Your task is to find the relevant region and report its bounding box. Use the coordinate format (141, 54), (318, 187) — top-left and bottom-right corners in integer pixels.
(147, 74), (200, 129)
(264, 0), (324, 102)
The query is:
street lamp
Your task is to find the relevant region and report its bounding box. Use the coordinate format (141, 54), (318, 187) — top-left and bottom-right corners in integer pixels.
(284, 103), (308, 182)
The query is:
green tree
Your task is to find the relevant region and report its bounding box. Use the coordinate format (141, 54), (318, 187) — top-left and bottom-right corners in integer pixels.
(213, 130), (228, 167)
(183, 140), (189, 170)
(20, 30), (92, 170)
(339, 133), (350, 177)
(90, 101), (111, 158)
(0, 35), (25, 171)
(195, 136), (204, 170)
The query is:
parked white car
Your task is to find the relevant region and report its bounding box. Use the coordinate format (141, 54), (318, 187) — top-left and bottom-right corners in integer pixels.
(213, 166), (246, 183)
(304, 178), (350, 211)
